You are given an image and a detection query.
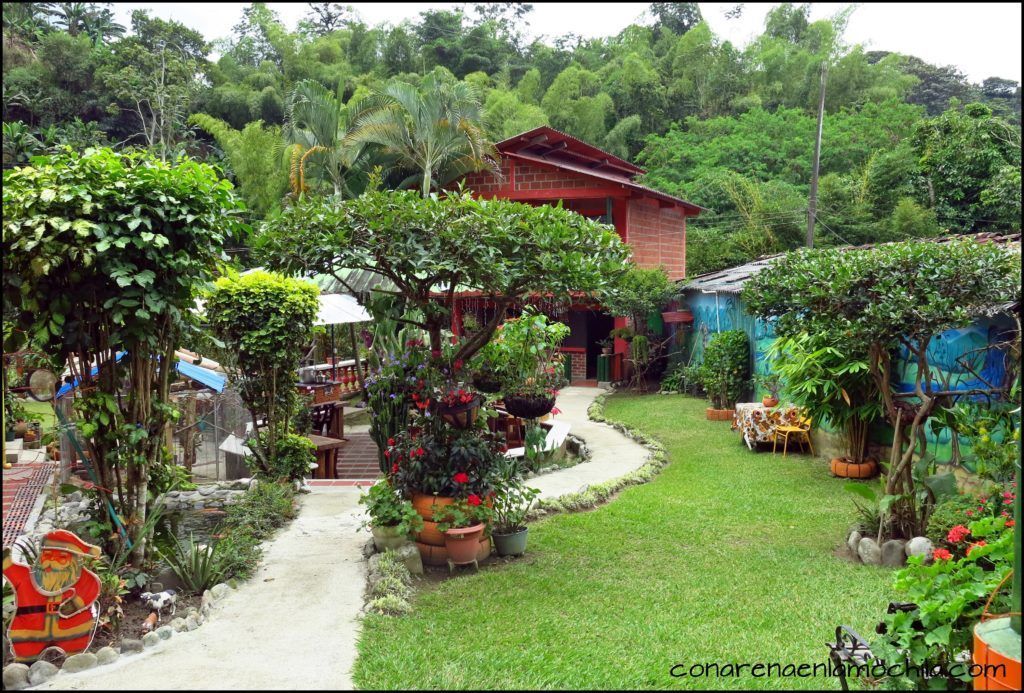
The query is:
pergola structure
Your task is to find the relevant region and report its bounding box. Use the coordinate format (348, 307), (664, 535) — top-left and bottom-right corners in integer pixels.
(457, 126), (702, 382)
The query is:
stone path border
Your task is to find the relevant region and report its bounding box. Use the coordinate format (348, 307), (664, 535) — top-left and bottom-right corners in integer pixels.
(529, 386), (654, 501)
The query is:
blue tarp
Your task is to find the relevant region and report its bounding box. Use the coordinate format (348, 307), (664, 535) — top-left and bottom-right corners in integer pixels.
(56, 353), (225, 397)
(176, 359), (225, 392)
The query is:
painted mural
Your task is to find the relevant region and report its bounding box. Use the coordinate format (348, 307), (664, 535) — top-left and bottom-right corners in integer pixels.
(681, 289), (1017, 464)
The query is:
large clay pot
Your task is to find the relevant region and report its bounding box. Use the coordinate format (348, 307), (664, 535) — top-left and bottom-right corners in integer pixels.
(503, 395), (555, 419)
(444, 524), (485, 564)
(762, 395), (779, 407)
(973, 617), (1021, 691)
(706, 408), (734, 422)
(830, 458), (879, 479)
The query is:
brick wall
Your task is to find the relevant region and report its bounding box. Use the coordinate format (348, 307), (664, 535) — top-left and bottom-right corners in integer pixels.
(462, 159), (602, 195)
(626, 197), (687, 280)
(570, 351), (586, 380)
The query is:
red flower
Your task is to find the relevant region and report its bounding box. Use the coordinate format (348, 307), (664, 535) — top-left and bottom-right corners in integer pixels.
(453, 472), (469, 484)
(450, 335), (458, 345)
(384, 450), (391, 458)
(467, 494), (482, 506)
(391, 463), (399, 474)
(1006, 519), (1015, 528)
(967, 541), (987, 556)
(932, 548), (952, 560)
(387, 437), (395, 446)
(966, 510), (974, 517)
(947, 525), (970, 543)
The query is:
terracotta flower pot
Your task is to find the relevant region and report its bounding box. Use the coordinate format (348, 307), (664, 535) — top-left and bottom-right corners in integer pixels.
(503, 395), (555, 419)
(830, 457), (878, 479)
(411, 493), (454, 546)
(706, 407), (734, 421)
(762, 395), (779, 407)
(444, 524), (485, 565)
(973, 617), (1022, 691)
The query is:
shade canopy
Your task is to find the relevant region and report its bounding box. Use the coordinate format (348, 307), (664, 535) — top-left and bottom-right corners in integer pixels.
(315, 293), (372, 326)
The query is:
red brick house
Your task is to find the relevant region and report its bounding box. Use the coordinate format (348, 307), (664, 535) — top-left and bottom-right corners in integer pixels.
(457, 126), (702, 382)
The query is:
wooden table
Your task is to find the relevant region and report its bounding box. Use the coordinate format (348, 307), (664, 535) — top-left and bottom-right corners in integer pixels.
(306, 434), (347, 479)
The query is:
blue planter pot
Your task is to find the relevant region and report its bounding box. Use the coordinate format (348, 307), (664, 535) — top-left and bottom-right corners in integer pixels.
(493, 527), (529, 556)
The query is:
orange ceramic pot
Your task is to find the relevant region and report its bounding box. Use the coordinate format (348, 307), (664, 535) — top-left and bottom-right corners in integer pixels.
(444, 524), (485, 564)
(762, 396), (779, 407)
(706, 408), (734, 422)
(412, 493), (454, 546)
(973, 617), (1021, 690)
(830, 457), (879, 479)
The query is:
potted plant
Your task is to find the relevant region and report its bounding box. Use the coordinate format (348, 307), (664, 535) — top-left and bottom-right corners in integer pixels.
(432, 383), (482, 429)
(756, 374), (781, 407)
(699, 330), (750, 420)
(767, 333), (884, 477)
(359, 478), (424, 551)
(491, 458), (540, 556)
(597, 337), (613, 356)
(432, 495), (494, 565)
(496, 309), (570, 420)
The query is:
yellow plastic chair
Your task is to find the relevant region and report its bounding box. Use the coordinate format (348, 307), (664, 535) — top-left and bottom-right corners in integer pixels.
(773, 415), (814, 457)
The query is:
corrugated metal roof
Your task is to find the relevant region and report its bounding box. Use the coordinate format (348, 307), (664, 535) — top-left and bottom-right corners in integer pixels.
(681, 232), (1022, 294)
(308, 268), (393, 296)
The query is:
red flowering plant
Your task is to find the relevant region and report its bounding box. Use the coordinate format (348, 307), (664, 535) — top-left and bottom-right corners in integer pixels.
(871, 515), (1014, 689)
(432, 495), (495, 532)
(386, 422), (503, 498)
(926, 481), (1016, 557)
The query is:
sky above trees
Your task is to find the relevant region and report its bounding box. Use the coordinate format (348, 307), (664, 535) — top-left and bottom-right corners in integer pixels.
(108, 2), (1022, 82)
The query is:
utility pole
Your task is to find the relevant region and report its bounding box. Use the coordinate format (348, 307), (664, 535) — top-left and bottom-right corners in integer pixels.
(807, 62), (827, 248)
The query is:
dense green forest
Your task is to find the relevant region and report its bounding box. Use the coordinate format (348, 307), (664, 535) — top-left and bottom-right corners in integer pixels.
(3, 2), (1021, 275)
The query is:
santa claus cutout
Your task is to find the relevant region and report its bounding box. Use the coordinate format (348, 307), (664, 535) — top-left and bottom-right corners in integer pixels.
(3, 529), (102, 662)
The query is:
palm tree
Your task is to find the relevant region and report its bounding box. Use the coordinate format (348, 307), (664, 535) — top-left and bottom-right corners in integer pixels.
(82, 6), (125, 45)
(347, 71), (499, 198)
(46, 2), (91, 36)
(283, 79), (376, 198)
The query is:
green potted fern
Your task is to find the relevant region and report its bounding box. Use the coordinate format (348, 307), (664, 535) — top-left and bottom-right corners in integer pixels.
(359, 478), (424, 551)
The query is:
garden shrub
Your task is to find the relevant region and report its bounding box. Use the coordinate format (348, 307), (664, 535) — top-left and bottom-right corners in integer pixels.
(205, 271), (320, 479)
(223, 481), (297, 540)
(872, 516), (1014, 689)
(259, 431), (315, 482)
(371, 576), (412, 601)
(926, 485), (1016, 555)
(697, 330), (750, 408)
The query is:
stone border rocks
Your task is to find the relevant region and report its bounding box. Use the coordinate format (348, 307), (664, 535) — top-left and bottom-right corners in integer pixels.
(1, 583), (235, 690)
(846, 529), (934, 567)
(28, 480), (257, 539)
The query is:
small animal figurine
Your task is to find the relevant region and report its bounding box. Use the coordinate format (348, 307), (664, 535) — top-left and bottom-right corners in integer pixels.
(139, 589), (177, 618)
(141, 611), (158, 633)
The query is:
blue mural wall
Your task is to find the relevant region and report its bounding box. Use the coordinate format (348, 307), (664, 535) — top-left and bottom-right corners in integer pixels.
(682, 289), (1017, 462)
(685, 291), (775, 392)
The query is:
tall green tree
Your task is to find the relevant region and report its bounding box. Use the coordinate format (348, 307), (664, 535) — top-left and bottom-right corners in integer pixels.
(349, 70), (498, 197)
(283, 78), (374, 198)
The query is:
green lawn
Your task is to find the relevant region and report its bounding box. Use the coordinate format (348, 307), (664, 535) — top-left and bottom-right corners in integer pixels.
(353, 394), (893, 690)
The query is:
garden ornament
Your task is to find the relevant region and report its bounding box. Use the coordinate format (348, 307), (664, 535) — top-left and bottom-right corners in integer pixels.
(140, 589), (177, 618)
(2, 530), (102, 663)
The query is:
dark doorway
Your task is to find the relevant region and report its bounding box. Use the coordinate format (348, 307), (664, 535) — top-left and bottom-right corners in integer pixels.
(585, 310), (615, 379)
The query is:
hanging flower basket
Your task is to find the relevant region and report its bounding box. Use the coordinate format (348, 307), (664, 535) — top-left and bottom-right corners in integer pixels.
(433, 395), (483, 429)
(503, 394), (556, 420)
(472, 372), (502, 394)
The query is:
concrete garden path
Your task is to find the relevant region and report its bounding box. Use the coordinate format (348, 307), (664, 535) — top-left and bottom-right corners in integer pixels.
(36, 488), (368, 691)
(532, 386), (650, 499)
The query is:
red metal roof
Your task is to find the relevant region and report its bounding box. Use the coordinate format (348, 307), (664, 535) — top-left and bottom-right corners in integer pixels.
(504, 151), (704, 214)
(496, 126), (644, 177)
